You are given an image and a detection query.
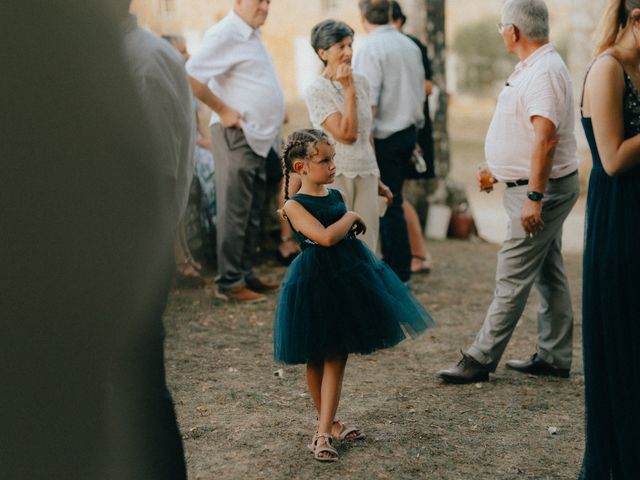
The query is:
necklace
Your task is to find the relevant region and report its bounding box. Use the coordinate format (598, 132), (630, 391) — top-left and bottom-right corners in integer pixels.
(323, 71), (343, 95)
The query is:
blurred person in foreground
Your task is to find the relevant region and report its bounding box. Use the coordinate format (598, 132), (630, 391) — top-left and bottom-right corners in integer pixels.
(436, 0), (580, 384)
(579, 0), (640, 477)
(0, 0), (191, 478)
(115, 2), (194, 477)
(354, 0), (425, 285)
(186, 0), (285, 303)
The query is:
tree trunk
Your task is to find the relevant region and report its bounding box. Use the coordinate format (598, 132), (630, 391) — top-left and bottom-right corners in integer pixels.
(403, 0), (451, 231)
(425, 0), (449, 178)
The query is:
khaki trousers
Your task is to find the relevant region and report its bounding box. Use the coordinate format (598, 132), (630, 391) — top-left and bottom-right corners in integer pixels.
(332, 174), (380, 253)
(467, 173), (580, 370)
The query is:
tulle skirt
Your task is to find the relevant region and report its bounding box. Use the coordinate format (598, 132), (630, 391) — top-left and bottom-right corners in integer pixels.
(273, 238), (434, 365)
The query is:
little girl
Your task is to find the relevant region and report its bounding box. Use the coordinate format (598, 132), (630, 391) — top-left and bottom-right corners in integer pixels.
(273, 129), (434, 462)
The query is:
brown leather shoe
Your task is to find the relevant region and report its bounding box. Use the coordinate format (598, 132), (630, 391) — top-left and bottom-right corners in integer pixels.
(215, 286), (266, 303)
(506, 353), (569, 378)
(436, 352), (491, 384)
(246, 276), (279, 293)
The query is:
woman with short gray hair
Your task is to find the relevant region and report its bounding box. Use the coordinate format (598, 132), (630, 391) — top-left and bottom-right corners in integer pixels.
(305, 19), (392, 253)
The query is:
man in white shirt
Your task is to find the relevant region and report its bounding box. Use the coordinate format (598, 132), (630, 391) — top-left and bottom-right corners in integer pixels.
(436, 0), (580, 384)
(353, 0), (425, 284)
(187, 0), (285, 302)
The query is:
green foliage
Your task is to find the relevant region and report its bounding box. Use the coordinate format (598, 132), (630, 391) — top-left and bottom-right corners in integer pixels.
(452, 17), (515, 94)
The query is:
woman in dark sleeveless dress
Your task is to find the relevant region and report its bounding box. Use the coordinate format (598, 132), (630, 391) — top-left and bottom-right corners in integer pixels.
(580, 1), (640, 478)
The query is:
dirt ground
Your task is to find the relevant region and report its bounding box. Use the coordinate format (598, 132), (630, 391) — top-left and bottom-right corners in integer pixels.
(163, 238), (585, 480)
(162, 97), (586, 479)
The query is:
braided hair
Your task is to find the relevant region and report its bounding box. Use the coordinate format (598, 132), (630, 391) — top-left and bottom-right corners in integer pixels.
(281, 129), (330, 201)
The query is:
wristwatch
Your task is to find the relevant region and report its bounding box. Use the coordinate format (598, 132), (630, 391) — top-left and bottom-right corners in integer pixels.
(527, 191), (544, 202)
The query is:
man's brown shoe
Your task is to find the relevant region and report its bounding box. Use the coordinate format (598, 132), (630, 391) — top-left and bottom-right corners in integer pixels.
(246, 277), (279, 293)
(506, 353), (569, 378)
(215, 286), (266, 303)
(436, 352), (491, 384)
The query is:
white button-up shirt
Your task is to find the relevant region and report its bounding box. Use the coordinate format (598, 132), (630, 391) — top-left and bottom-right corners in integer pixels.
(353, 25), (425, 139)
(485, 44), (578, 182)
(186, 11), (285, 157)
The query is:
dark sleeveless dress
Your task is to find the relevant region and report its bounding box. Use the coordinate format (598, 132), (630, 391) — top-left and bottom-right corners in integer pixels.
(273, 189), (434, 365)
(580, 63), (640, 479)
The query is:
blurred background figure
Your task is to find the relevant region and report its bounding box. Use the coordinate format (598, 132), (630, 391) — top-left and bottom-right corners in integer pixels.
(579, 0), (640, 478)
(305, 19), (392, 253)
(354, 0), (426, 284)
(1, 0), (192, 477)
(163, 34), (216, 283)
(392, 0), (435, 274)
(186, 0), (285, 303)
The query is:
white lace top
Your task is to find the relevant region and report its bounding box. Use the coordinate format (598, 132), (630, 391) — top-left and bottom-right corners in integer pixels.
(305, 74), (380, 178)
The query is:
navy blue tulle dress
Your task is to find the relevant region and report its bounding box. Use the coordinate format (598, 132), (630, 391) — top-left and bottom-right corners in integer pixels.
(273, 189), (434, 365)
(580, 61), (640, 479)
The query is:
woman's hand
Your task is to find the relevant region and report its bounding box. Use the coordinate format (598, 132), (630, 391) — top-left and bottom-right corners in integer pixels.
(348, 211), (367, 236)
(335, 63), (354, 90)
(378, 181), (393, 206)
(320, 63), (358, 144)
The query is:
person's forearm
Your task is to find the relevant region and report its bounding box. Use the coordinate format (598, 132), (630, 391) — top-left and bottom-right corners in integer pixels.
(197, 113), (209, 138)
(528, 138), (555, 193)
(189, 76), (227, 115)
(339, 86), (358, 144)
(318, 213), (357, 246)
(604, 135), (640, 176)
(424, 80), (433, 96)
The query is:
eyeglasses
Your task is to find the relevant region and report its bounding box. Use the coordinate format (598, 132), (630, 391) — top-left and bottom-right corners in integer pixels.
(497, 23), (514, 34)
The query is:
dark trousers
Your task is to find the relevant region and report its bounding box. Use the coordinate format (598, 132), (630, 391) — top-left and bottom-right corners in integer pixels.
(374, 125), (416, 282)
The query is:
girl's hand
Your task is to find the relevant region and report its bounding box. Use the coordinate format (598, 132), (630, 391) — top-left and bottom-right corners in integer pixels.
(348, 211), (367, 236)
(336, 63), (354, 89)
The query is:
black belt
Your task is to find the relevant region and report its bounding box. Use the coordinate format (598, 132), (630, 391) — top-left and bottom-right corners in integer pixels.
(505, 169), (577, 188)
(505, 179), (529, 188)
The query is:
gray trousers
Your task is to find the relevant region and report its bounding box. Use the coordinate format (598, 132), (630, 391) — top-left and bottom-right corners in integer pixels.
(467, 173), (579, 370)
(210, 124), (266, 289)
